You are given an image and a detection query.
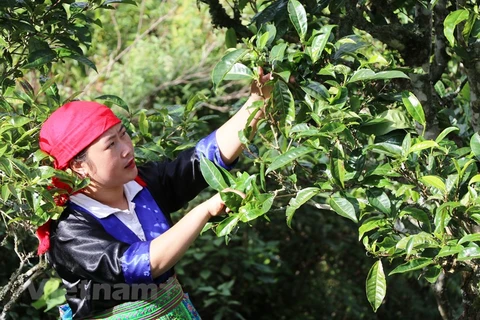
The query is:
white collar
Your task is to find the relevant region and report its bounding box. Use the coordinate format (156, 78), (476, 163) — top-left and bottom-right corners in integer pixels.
(70, 180), (143, 219)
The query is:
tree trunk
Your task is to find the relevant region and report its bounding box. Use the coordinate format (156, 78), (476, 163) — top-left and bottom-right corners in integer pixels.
(458, 269), (480, 320)
(432, 271), (453, 320)
(455, 0), (480, 132)
(463, 42), (480, 133)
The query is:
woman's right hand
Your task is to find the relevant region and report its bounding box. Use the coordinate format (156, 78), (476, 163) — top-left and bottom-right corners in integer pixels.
(204, 193), (226, 217)
(204, 189), (245, 217)
(250, 67), (273, 100)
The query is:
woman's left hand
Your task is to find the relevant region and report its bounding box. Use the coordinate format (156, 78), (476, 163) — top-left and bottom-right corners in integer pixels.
(251, 67), (273, 100)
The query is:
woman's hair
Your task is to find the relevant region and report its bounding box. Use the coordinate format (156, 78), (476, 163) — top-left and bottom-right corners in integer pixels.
(68, 147), (90, 178)
(72, 148), (88, 163)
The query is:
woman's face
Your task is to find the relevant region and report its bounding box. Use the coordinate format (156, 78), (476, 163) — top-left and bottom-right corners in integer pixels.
(77, 123), (137, 189)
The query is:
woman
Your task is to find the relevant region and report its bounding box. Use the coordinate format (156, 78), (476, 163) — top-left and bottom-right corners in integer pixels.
(37, 73), (272, 319)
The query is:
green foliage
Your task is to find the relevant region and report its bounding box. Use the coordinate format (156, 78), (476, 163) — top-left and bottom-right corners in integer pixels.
(0, 0), (122, 91)
(444, 9), (470, 47)
(201, 0), (480, 317)
(31, 278), (66, 311)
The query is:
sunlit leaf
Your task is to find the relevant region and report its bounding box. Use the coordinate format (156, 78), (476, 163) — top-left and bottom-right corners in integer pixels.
(368, 142), (402, 158)
(401, 133), (411, 157)
(273, 81), (295, 135)
(434, 203), (455, 236)
(468, 174), (480, 185)
(402, 91), (425, 126)
(301, 81), (329, 100)
(96, 94), (130, 113)
(138, 111), (148, 135)
(224, 63), (254, 81)
(330, 141), (345, 188)
(389, 258), (433, 275)
(1, 185), (11, 202)
(200, 157), (229, 191)
(286, 187), (320, 227)
(330, 157), (345, 188)
(15, 127), (38, 145)
(435, 127), (459, 143)
(458, 234), (480, 245)
(470, 132), (480, 160)
(419, 175), (446, 193)
(373, 71), (410, 81)
(216, 215), (240, 237)
(329, 194), (358, 223)
(265, 146), (314, 174)
(269, 43), (287, 63)
(444, 9), (469, 47)
(396, 232), (438, 251)
(288, 0), (308, 42)
(185, 93), (208, 113)
(9, 116), (32, 128)
(457, 246), (480, 261)
(212, 49), (249, 91)
(358, 218), (389, 240)
(256, 31), (270, 50)
(367, 188), (391, 215)
(220, 190), (244, 213)
(348, 69), (376, 83)
(43, 278), (62, 297)
(308, 25), (335, 62)
(408, 141), (437, 154)
(31, 297), (46, 310)
(348, 69), (409, 83)
(436, 244), (464, 258)
(366, 260), (386, 312)
(11, 158), (33, 180)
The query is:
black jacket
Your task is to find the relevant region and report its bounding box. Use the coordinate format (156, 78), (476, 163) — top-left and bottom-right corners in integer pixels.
(47, 147), (209, 319)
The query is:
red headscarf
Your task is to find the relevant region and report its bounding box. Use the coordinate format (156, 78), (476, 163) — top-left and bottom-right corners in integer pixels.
(40, 101), (121, 169)
(36, 101), (121, 254)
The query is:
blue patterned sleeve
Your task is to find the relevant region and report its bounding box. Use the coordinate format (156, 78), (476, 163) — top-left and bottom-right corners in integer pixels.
(121, 241), (153, 284)
(195, 130), (238, 170)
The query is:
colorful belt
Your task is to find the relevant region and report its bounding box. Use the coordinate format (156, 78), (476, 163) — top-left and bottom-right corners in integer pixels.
(89, 276), (200, 320)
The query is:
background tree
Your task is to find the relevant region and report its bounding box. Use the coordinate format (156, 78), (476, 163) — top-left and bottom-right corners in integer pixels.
(196, 1), (480, 319)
